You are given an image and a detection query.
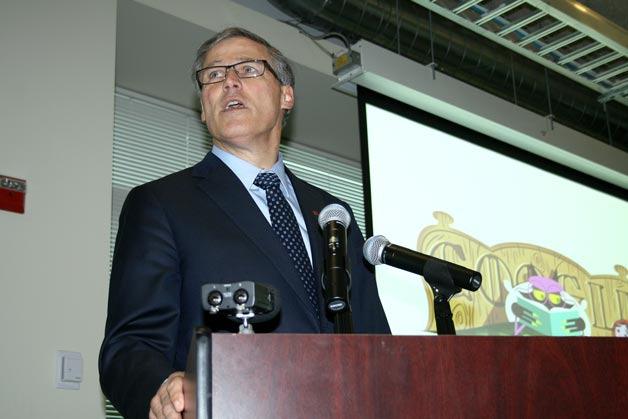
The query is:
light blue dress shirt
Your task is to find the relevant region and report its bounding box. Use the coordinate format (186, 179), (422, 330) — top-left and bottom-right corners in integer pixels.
(211, 146), (313, 265)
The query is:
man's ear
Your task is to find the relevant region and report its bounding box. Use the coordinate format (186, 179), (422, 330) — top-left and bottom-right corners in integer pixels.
(280, 85), (294, 111)
(200, 101), (206, 123)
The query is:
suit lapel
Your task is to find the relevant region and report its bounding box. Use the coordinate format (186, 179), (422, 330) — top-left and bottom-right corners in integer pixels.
(192, 153), (320, 330)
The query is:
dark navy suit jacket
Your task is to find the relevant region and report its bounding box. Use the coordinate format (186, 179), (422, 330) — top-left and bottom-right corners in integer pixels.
(99, 152), (390, 419)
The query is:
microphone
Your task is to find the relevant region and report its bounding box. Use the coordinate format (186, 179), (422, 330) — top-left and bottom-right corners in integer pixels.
(318, 203), (352, 314)
(363, 235), (482, 292)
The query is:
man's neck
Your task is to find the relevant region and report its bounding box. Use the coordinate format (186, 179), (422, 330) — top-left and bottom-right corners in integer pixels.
(213, 139), (279, 169)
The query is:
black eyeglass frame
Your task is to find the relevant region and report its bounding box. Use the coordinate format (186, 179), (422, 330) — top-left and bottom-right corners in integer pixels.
(195, 59), (279, 88)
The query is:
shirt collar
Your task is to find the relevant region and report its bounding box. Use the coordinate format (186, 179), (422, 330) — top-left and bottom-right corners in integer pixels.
(211, 145), (290, 190)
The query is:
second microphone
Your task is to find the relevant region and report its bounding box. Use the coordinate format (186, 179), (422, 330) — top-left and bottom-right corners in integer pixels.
(363, 235), (482, 292)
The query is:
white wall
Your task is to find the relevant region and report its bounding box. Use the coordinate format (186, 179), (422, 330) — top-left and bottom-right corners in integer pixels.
(0, 1), (116, 418)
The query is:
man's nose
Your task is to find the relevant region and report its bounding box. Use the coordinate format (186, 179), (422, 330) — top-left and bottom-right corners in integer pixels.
(222, 68), (241, 89)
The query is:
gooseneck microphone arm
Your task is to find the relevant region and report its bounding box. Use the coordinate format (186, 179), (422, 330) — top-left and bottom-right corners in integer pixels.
(318, 203), (354, 334)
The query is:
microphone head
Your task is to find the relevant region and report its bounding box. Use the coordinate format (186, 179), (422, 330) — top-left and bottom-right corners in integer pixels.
(363, 235), (390, 265)
(318, 203), (351, 229)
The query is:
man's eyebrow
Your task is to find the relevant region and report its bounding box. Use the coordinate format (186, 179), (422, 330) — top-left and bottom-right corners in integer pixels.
(204, 56), (257, 66)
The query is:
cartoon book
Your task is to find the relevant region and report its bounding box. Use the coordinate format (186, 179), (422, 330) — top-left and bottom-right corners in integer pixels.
(516, 297), (583, 336)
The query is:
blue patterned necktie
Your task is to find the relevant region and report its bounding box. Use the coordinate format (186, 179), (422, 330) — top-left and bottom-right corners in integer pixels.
(254, 171), (320, 320)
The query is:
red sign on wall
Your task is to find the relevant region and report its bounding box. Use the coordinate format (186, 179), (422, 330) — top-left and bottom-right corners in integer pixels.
(0, 175), (26, 214)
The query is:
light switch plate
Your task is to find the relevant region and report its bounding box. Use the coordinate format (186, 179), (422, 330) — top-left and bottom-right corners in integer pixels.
(56, 351), (82, 390)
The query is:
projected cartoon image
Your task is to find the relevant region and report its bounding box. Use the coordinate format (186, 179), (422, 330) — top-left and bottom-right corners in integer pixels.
(614, 320), (628, 337)
(415, 212), (625, 336)
(504, 267), (591, 336)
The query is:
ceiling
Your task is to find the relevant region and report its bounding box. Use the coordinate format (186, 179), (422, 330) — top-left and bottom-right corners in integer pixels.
(410, 0), (628, 104)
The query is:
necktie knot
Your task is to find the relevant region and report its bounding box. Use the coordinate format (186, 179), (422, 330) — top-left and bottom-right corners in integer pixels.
(254, 171), (281, 191)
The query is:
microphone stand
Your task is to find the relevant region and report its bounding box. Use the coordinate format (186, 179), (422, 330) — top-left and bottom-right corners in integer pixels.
(428, 284), (457, 335)
(323, 262), (354, 334)
(332, 308), (354, 334)
(423, 260), (461, 335)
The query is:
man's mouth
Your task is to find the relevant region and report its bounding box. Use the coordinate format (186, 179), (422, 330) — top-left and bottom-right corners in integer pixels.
(224, 99), (245, 111)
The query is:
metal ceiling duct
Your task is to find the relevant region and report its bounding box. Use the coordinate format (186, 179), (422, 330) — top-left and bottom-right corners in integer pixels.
(269, 0), (627, 152)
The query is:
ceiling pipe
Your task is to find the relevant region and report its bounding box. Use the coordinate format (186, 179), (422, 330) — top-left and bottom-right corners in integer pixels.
(270, 0), (626, 152)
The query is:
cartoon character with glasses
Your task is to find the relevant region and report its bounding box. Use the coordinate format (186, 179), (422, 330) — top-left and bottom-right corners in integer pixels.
(504, 266), (590, 336)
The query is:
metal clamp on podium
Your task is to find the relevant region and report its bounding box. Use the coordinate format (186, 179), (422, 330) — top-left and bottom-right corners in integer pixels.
(201, 281), (279, 334)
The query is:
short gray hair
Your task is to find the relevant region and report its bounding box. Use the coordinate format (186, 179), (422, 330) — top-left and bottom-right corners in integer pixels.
(191, 27), (295, 96)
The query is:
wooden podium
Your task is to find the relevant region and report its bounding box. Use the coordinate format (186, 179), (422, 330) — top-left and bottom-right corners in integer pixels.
(183, 328), (627, 419)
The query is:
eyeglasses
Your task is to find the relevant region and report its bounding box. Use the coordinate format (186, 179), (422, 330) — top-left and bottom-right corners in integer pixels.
(196, 59), (278, 86)
(531, 288), (563, 306)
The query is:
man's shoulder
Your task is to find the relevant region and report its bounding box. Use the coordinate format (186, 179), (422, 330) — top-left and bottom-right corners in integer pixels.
(121, 163), (210, 215)
(132, 152), (217, 194)
(128, 166), (194, 199)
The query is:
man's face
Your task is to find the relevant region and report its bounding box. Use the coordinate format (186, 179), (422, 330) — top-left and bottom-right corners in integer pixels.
(199, 37), (294, 150)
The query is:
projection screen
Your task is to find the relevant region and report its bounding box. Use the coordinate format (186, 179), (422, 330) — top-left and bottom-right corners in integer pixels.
(359, 88), (628, 337)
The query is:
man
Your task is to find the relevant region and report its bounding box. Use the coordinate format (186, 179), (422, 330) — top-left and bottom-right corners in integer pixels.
(99, 27), (390, 419)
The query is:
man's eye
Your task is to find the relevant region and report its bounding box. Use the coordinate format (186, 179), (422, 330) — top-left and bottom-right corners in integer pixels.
(242, 65), (259, 74)
(207, 69), (224, 80)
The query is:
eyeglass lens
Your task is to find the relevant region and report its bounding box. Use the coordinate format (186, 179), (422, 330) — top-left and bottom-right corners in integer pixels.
(199, 60), (265, 84)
